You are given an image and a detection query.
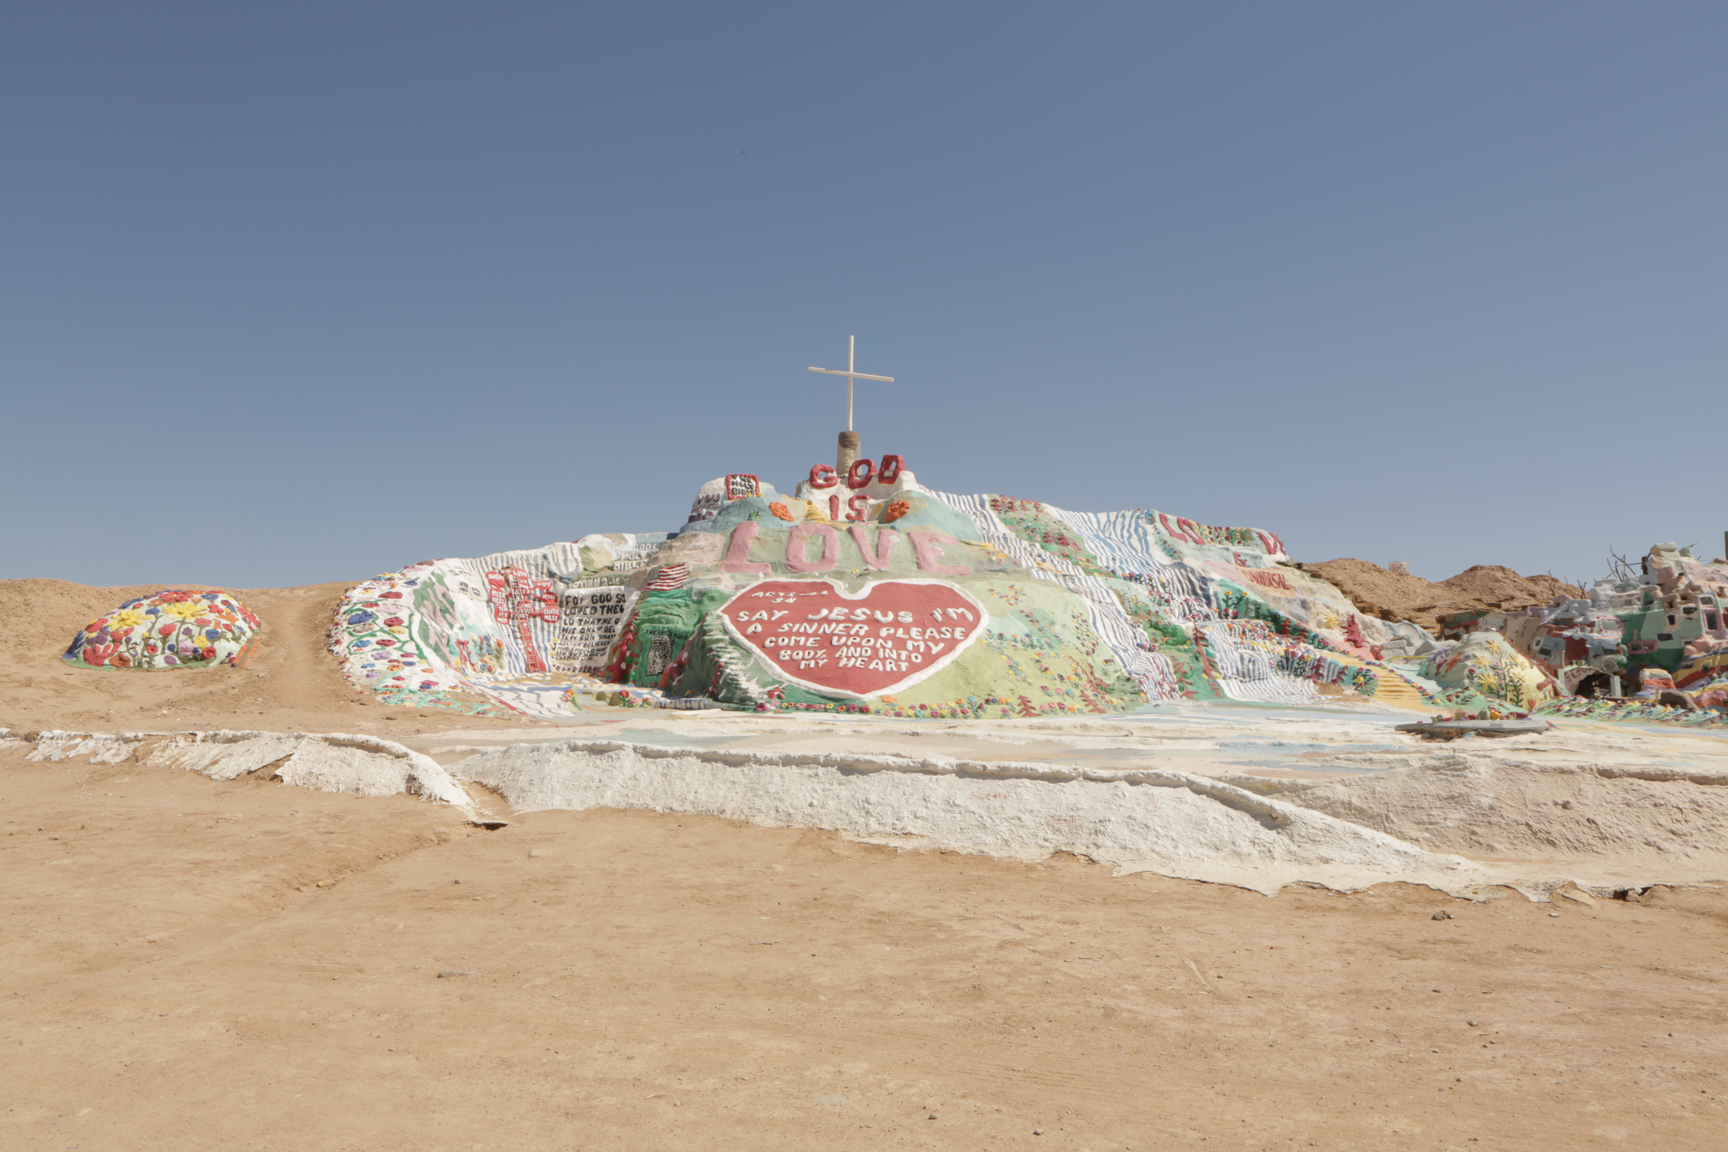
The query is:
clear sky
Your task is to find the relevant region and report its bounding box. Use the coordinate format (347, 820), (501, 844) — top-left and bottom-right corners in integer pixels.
(4, 3), (1723, 590)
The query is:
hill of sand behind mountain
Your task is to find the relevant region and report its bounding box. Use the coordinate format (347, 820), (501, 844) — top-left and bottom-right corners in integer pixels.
(1441, 564), (1582, 609)
(1296, 559), (1582, 635)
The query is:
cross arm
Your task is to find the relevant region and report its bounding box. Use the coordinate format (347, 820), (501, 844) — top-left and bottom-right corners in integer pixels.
(807, 367), (895, 382)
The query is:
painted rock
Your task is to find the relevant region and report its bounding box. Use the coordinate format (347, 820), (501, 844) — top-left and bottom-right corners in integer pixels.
(1421, 631), (1553, 708)
(719, 578), (987, 699)
(63, 589), (260, 671)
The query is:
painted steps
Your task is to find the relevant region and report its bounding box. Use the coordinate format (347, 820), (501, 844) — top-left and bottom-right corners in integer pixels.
(1335, 656), (1431, 712)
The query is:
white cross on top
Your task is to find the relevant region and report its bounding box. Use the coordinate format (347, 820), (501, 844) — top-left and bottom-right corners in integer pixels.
(808, 336), (894, 432)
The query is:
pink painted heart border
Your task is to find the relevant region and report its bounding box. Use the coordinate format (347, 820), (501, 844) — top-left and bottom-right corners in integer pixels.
(718, 578), (989, 700)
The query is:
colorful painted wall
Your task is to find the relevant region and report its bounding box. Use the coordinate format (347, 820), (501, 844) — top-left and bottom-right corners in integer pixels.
(328, 470), (1415, 718)
(1614, 543), (1728, 675)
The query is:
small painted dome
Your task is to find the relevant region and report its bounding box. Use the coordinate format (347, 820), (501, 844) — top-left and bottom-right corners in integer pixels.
(63, 589), (260, 670)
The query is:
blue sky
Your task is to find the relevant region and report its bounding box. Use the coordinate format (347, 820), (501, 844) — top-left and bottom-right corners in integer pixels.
(4, 2), (1723, 589)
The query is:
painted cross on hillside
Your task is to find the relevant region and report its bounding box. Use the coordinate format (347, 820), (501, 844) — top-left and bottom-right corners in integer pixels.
(808, 335), (894, 432)
(485, 567), (558, 675)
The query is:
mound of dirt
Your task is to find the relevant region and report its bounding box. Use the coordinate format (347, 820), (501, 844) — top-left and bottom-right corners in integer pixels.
(1441, 564), (1580, 609)
(1296, 559), (1581, 635)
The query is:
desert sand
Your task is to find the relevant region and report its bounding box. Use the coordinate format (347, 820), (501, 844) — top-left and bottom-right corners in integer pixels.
(3, 578), (1726, 1150)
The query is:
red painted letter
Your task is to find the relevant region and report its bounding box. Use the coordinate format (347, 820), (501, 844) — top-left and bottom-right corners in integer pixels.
(846, 458), (875, 489)
(808, 464), (838, 489)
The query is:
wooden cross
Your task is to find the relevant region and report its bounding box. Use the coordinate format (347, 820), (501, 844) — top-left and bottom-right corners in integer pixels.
(808, 335), (894, 432)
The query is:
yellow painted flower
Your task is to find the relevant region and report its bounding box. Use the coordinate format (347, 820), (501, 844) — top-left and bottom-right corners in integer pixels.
(163, 601), (204, 621)
(110, 608), (148, 628)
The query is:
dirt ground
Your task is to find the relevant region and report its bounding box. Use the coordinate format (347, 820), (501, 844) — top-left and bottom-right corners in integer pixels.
(4, 753), (1725, 1151)
(3, 578), (1727, 1150)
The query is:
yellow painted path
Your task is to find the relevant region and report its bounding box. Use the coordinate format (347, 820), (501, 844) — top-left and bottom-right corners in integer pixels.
(1333, 655), (1431, 712)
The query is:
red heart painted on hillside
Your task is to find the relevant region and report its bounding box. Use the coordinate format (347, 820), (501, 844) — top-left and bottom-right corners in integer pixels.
(719, 578), (989, 699)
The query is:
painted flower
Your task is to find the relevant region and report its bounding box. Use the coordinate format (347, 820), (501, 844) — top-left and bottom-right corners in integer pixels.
(381, 591), (404, 600)
(200, 647), (216, 660)
(383, 616), (405, 627)
(163, 601), (203, 621)
(110, 609), (147, 629)
(85, 618), (109, 634)
(348, 611), (376, 626)
(112, 653), (132, 668)
(83, 642), (117, 667)
(205, 628), (222, 642)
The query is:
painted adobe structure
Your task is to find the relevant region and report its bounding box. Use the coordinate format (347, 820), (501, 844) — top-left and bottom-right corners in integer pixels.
(1614, 543), (1728, 675)
(328, 462), (1420, 719)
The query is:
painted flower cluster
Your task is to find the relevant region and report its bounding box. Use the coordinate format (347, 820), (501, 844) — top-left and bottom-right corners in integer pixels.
(986, 495), (1106, 575)
(64, 590), (260, 671)
(330, 569), (445, 693)
(326, 566), (521, 718)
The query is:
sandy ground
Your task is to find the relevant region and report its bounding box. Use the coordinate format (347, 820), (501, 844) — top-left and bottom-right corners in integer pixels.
(4, 579), (1727, 1149)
